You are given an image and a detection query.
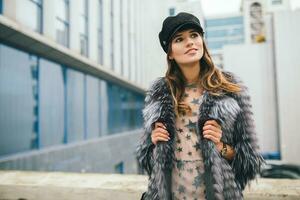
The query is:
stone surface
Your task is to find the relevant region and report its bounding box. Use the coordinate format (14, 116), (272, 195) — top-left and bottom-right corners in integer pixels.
(0, 170), (299, 200)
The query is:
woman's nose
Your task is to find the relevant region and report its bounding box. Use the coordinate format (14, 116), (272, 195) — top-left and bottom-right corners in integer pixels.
(186, 38), (194, 46)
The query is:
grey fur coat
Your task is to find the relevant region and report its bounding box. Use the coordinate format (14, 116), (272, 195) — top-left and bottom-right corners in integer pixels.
(136, 71), (264, 200)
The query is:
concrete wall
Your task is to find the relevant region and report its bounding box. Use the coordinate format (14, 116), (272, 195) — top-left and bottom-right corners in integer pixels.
(138, 0), (167, 89)
(0, 130), (142, 174)
(273, 10), (300, 165)
(0, 171), (300, 200)
(223, 10), (300, 164)
(223, 43), (279, 155)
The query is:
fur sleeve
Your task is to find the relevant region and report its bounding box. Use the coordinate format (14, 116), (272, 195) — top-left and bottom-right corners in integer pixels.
(136, 77), (165, 176)
(228, 73), (265, 190)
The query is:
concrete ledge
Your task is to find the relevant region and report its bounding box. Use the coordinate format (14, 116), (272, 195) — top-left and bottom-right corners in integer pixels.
(0, 171), (300, 200)
(0, 130), (142, 174)
(0, 171), (147, 200)
(243, 178), (300, 200)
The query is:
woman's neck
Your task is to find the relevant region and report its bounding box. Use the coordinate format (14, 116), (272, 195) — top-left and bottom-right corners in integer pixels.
(179, 62), (200, 84)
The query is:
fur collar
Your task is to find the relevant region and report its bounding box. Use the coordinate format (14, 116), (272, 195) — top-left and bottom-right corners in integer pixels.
(137, 72), (264, 200)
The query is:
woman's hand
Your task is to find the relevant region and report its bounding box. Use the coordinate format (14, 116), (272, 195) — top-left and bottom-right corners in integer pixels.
(203, 120), (223, 151)
(203, 120), (236, 160)
(151, 122), (170, 145)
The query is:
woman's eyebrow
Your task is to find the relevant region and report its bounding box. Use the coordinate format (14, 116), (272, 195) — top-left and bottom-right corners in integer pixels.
(173, 33), (182, 38)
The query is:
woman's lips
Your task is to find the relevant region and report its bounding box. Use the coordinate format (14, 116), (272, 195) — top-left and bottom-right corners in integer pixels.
(185, 48), (198, 54)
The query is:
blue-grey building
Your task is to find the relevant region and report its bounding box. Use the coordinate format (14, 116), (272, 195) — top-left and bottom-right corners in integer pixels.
(0, 0), (144, 174)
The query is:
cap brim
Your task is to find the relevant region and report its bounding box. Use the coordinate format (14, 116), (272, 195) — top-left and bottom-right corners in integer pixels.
(169, 22), (204, 42)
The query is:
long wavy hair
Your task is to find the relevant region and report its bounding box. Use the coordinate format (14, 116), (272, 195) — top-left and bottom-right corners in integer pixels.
(165, 31), (241, 116)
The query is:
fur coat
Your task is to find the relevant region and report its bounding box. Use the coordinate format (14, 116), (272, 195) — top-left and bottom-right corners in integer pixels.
(136, 71), (264, 200)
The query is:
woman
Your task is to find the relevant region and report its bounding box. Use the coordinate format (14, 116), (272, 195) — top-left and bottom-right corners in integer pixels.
(137, 12), (264, 200)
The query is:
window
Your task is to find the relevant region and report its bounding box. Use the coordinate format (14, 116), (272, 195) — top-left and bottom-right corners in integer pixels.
(106, 82), (143, 134)
(65, 69), (85, 142)
(39, 59), (65, 147)
(0, 44), (39, 156)
(127, 0), (132, 79)
(55, 0), (70, 47)
(18, 0), (43, 33)
(206, 17), (243, 27)
(0, 0), (3, 14)
(114, 162), (124, 174)
(98, 0), (104, 65)
(110, 0), (114, 69)
(107, 83), (121, 134)
(207, 41), (224, 50)
(85, 75), (101, 139)
(250, 2), (263, 19)
(250, 2), (264, 43)
(0, 43), (144, 157)
(272, 0), (282, 5)
(120, 0), (124, 75)
(79, 0), (89, 56)
(206, 28), (244, 38)
(169, 8), (175, 16)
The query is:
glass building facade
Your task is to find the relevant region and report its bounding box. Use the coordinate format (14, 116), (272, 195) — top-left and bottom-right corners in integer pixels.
(0, 0), (2, 14)
(98, 0), (104, 65)
(205, 16), (245, 51)
(0, 43), (144, 157)
(79, 0), (89, 56)
(55, 0), (70, 47)
(18, 0), (43, 33)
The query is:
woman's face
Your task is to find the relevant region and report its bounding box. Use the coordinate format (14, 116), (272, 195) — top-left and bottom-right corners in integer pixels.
(169, 29), (204, 66)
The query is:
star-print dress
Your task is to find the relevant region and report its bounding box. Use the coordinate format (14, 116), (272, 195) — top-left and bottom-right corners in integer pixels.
(171, 83), (206, 200)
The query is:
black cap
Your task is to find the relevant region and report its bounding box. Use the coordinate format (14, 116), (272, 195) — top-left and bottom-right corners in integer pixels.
(159, 12), (204, 53)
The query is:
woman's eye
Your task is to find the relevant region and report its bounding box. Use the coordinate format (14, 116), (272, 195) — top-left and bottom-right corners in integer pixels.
(191, 33), (199, 38)
(174, 37), (183, 43)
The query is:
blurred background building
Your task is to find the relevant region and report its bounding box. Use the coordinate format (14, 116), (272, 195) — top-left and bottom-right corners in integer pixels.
(0, 0), (299, 175)
(0, 0), (146, 174)
(224, 0), (300, 166)
(205, 13), (245, 68)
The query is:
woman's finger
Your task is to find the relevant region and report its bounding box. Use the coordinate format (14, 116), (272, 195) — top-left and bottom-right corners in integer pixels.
(153, 132), (170, 140)
(155, 137), (169, 143)
(203, 133), (220, 144)
(203, 124), (221, 133)
(155, 122), (166, 129)
(203, 130), (222, 139)
(154, 127), (169, 135)
(204, 120), (221, 129)
(203, 127), (222, 139)
(152, 136), (169, 145)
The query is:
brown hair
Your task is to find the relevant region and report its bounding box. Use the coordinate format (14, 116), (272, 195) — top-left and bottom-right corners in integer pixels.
(165, 33), (241, 116)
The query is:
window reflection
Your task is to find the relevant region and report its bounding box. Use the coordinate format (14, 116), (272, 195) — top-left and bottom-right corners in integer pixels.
(18, 0), (43, 33)
(55, 0), (69, 47)
(79, 0), (89, 56)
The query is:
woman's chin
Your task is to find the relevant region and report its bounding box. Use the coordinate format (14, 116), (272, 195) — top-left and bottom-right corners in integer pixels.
(177, 59), (201, 66)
